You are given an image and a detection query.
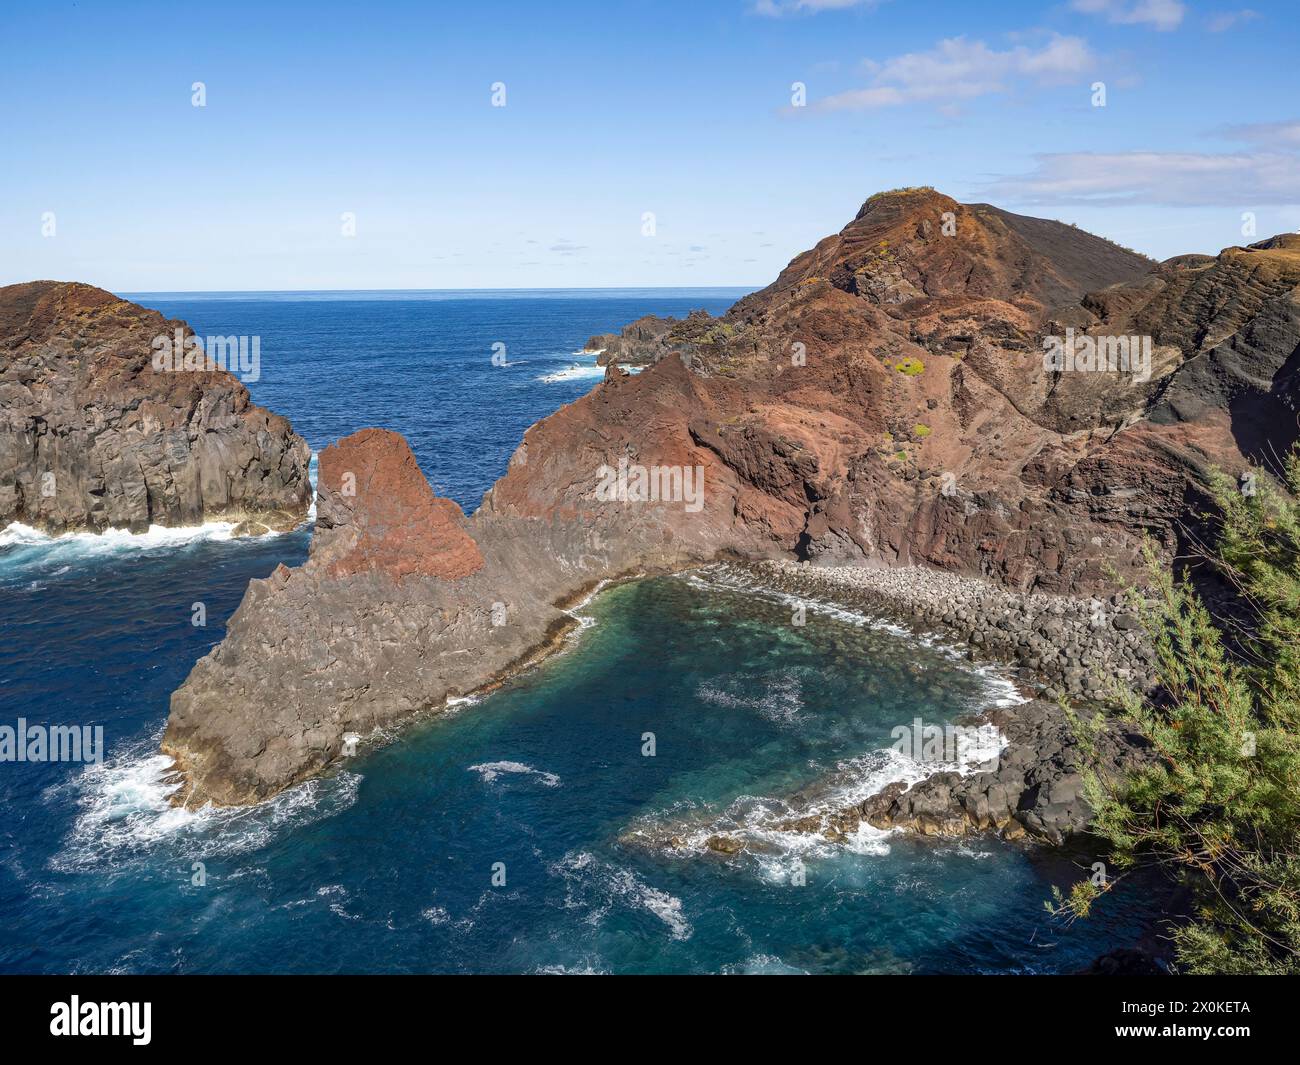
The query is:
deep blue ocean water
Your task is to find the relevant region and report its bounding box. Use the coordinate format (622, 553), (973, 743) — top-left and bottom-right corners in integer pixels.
(0, 291), (1160, 974)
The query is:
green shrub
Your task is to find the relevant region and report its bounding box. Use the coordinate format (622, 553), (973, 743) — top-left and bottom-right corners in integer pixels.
(1054, 450), (1300, 974)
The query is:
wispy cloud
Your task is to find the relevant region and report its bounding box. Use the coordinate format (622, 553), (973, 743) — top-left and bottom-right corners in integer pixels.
(752, 0), (882, 15)
(1206, 8), (1259, 32)
(807, 34), (1095, 112)
(1220, 120), (1300, 147)
(1070, 0), (1186, 31)
(987, 148), (1300, 207)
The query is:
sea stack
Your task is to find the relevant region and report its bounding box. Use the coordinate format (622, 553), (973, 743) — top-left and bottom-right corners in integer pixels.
(0, 281), (312, 535)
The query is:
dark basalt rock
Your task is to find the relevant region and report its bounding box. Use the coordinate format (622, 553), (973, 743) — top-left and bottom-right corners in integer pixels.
(0, 281), (311, 534)
(857, 700), (1151, 844)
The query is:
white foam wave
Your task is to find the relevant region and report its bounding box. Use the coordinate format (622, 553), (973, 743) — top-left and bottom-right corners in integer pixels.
(560, 575), (631, 642)
(48, 735), (361, 873)
(627, 723), (1006, 878)
(551, 851), (692, 940)
(679, 567), (911, 638)
(0, 519), (240, 552)
(444, 694), (481, 713)
(680, 563), (1028, 710)
(468, 760), (561, 787)
(722, 954), (809, 975)
(2, 451), (317, 573)
(697, 670), (805, 725)
(538, 364), (606, 383)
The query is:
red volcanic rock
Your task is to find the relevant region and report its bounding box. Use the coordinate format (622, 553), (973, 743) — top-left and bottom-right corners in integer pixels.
(317, 428), (483, 582)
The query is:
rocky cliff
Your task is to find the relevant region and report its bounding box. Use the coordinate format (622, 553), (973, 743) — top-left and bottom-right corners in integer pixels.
(0, 281), (312, 534)
(163, 189), (1300, 807)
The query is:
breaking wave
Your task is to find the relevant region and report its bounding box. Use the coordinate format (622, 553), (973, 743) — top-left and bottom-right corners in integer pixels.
(468, 761), (562, 787)
(624, 724), (1006, 881)
(47, 732), (360, 874)
(0, 453), (318, 579)
(697, 670), (805, 726)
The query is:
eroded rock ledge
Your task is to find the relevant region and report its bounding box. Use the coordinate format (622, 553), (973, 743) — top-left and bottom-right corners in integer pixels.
(848, 700), (1147, 844)
(0, 281), (311, 534)
(624, 699), (1150, 855)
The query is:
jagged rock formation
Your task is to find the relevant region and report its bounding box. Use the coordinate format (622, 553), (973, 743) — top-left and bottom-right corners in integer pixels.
(164, 189), (1300, 807)
(585, 311), (715, 367)
(0, 281), (311, 534)
(853, 701), (1149, 844)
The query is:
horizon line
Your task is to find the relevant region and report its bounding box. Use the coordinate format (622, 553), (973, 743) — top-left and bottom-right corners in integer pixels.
(117, 284), (759, 295)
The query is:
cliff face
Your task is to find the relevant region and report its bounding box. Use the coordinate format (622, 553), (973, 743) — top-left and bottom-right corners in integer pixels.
(0, 281), (312, 534)
(163, 189), (1300, 806)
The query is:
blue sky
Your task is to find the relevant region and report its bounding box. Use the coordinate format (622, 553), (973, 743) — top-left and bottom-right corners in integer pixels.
(2, 0), (1296, 289)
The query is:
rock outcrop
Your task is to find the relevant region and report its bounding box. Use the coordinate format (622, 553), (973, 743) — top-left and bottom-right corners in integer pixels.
(164, 188), (1300, 807)
(585, 311), (716, 367)
(624, 699), (1150, 852)
(162, 426), (711, 805)
(750, 560), (1158, 703)
(0, 281), (311, 534)
(853, 700), (1149, 844)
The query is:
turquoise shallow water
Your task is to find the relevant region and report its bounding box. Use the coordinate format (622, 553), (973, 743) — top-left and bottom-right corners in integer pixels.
(0, 292), (1161, 973)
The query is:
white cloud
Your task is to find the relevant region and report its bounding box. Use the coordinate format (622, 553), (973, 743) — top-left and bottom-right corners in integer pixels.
(811, 34), (1095, 111)
(986, 150), (1300, 206)
(1071, 0), (1186, 31)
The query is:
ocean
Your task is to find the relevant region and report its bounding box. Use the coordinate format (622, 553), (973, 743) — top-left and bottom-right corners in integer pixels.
(0, 290), (1158, 973)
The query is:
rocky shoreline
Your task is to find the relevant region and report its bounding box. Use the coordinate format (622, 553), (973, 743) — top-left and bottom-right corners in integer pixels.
(617, 560), (1156, 853)
(154, 189), (1298, 810)
(751, 560), (1158, 704)
(624, 691), (1149, 853)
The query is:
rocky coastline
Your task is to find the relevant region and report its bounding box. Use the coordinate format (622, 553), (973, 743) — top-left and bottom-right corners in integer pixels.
(615, 560), (1155, 852)
(623, 694), (1149, 853)
(152, 188), (1300, 819)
